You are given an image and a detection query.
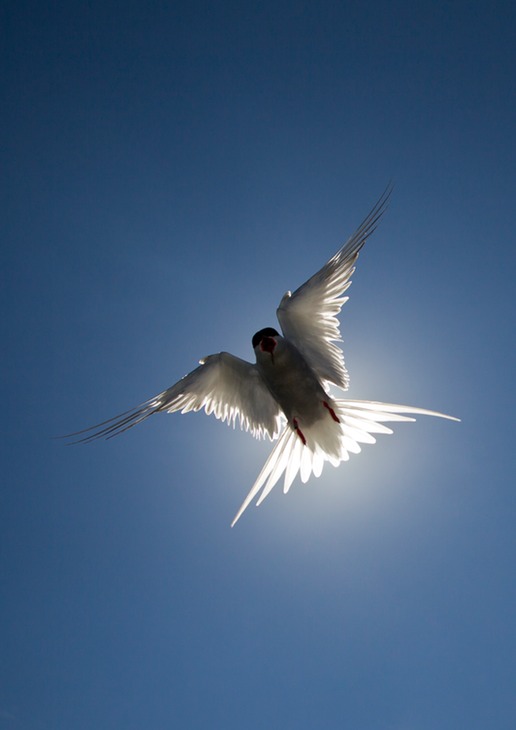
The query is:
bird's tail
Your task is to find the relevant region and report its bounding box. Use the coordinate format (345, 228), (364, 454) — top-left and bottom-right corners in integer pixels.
(230, 399), (459, 526)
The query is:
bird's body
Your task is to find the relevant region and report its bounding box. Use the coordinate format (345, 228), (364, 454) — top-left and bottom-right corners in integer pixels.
(63, 187), (459, 525)
(254, 333), (331, 428)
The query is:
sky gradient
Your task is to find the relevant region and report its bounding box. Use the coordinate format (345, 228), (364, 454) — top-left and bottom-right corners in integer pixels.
(2, 1), (516, 728)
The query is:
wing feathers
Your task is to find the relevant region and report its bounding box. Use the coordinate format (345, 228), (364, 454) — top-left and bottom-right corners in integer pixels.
(277, 184), (393, 390)
(61, 353), (283, 444)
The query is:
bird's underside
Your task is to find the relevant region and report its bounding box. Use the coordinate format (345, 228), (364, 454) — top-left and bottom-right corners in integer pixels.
(61, 185), (459, 525)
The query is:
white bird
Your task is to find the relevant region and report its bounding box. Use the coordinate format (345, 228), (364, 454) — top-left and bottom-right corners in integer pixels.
(64, 187), (459, 526)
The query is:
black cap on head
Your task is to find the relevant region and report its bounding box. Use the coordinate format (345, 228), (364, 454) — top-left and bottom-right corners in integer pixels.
(252, 327), (280, 349)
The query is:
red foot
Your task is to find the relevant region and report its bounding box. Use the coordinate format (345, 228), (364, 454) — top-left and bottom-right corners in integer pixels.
(293, 418), (307, 445)
(323, 401), (340, 423)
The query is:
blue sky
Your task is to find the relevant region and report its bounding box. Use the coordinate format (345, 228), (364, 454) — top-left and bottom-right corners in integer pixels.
(2, 1), (515, 728)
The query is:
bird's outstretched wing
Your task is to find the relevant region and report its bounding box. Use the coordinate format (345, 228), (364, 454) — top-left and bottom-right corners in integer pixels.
(276, 184), (392, 391)
(61, 352), (283, 444)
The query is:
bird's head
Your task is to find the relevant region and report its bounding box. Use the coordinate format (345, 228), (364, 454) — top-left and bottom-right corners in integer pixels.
(252, 327), (280, 359)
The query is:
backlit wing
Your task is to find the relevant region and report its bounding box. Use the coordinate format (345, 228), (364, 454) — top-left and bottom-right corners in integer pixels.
(62, 352), (283, 443)
(277, 185), (392, 390)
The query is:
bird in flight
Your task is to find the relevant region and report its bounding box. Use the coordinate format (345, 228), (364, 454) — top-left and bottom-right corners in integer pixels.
(64, 187), (459, 525)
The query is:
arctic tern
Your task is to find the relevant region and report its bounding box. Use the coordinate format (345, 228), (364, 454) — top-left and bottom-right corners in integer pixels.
(64, 187), (459, 525)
